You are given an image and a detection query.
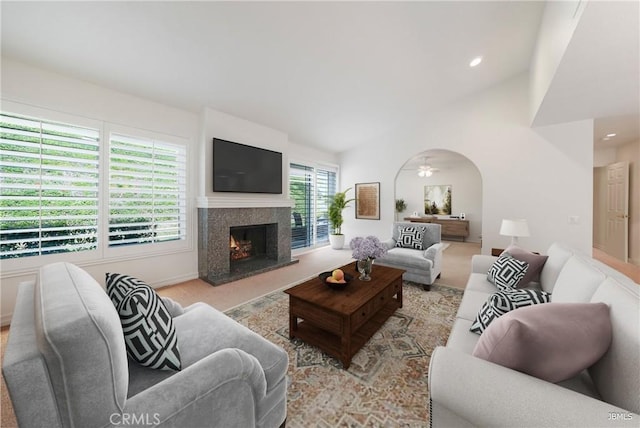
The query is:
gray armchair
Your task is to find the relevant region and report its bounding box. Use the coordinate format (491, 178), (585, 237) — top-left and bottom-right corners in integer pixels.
(2, 262), (288, 428)
(374, 221), (444, 290)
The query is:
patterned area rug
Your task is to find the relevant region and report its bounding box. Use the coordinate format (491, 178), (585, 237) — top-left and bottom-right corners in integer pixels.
(225, 282), (463, 427)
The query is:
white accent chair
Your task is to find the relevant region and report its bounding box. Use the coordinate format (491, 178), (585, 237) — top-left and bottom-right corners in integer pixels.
(374, 222), (444, 290)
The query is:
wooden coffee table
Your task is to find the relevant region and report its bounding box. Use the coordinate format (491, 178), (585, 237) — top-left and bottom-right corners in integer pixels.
(284, 263), (404, 369)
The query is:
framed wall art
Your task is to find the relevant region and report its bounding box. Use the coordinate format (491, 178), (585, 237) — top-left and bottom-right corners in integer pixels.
(355, 182), (380, 220)
(424, 184), (452, 215)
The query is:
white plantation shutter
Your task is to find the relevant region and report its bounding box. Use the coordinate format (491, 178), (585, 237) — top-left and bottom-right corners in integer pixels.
(315, 167), (337, 243)
(289, 163), (313, 249)
(108, 133), (187, 247)
(289, 162), (337, 250)
(0, 113), (100, 259)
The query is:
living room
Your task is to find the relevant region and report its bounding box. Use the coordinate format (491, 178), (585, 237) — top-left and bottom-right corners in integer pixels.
(1, 1), (639, 427)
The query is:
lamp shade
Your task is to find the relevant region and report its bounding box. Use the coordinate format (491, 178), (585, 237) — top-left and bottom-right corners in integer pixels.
(500, 219), (530, 245)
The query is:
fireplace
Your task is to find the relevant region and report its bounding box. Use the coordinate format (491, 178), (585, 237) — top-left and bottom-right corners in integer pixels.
(198, 207), (298, 285)
(229, 223), (274, 265)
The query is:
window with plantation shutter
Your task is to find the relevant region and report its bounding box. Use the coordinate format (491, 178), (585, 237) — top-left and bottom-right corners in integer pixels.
(315, 167), (336, 244)
(0, 113), (100, 259)
(108, 133), (187, 247)
(289, 162), (337, 250)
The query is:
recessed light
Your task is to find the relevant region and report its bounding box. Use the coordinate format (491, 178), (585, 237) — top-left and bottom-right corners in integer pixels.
(602, 137), (610, 141)
(469, 56), (482, 67)
(606, 133), (617, 137)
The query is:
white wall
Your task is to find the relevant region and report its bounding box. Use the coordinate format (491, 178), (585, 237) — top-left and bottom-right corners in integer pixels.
(594, 147), (617, 167)
(395, 157), (482, 242)
(197, 107), (339, 208)
(199, 107), (290, 208)
(0, 58), (201, 325)
(340, 74), (594, 256)
(529, 0), (585, 124)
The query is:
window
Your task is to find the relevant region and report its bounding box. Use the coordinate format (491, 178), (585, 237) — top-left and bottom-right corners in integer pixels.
(108, 133), (187, 247)
(289, 162), (337, 250)
(0, 108), (189, 263)
(0, 113), (100, 259)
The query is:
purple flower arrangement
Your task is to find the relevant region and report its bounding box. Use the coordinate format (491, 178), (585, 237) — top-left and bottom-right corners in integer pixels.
(349, 235), (387, 260)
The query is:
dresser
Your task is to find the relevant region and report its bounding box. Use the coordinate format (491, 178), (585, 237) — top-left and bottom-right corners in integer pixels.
(404, 217), (470, 241)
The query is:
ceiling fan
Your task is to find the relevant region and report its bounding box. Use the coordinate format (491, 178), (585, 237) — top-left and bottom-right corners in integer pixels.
(416, 157), (439, 177)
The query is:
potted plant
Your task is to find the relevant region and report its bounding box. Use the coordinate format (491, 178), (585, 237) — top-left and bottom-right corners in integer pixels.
(328, 188), (354, 249)
(395, 199), (407, 221)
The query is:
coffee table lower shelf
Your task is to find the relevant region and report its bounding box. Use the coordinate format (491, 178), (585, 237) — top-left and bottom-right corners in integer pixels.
(290, 301), (399, 369)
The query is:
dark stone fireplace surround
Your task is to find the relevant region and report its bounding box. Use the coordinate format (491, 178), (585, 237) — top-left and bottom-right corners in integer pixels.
(198, 206), (297, 285)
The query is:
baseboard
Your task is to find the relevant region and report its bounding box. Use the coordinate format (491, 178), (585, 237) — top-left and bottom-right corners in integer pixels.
(152, 271), (199, 289)
(2, 313), (13, 328)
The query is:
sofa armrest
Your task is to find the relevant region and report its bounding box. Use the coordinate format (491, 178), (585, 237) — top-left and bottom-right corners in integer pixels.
(471, 254), (497, 274)
(381, 238), (396, 250)
(160, 296), (185, 317)
(124, 348), (267, 427)
(424, 242), (444, 260)
(429, 346), (639, 427)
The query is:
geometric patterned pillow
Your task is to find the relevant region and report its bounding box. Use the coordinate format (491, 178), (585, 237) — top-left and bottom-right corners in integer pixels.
(106, 272), (148, 308)
(487, 254), (529, 291)
(106, 273), (181, 371)
(395, 226), (424, 250)
(470, 289), (552, 334)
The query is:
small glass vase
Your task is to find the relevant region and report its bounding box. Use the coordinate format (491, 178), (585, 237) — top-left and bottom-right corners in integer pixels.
(357, 258), (373, 281)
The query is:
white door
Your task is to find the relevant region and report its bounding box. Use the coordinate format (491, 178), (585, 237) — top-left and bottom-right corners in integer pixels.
(605, 161), (629, 262)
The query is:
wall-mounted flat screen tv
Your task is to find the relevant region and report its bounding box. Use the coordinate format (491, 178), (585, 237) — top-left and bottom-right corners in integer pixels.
(213, 138), (282, 194)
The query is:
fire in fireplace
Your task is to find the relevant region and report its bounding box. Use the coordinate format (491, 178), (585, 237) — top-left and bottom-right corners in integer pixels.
(229, 224), (269, 265)
(230, 234), (253, 261)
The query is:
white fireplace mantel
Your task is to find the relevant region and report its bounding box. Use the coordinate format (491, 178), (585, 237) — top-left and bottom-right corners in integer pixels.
(196, 196), (295, 209)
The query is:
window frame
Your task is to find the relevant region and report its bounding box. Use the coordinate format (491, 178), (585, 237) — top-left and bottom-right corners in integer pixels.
(289, 159), (339, 253)
(0, 101), (193, 272)
(103, 124), (190, 259)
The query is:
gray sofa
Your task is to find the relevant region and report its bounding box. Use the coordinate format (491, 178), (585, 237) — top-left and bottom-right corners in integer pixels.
(2, 262), (288, 428)
(374, 221), (444, 290)
(429, 242), (640, 427)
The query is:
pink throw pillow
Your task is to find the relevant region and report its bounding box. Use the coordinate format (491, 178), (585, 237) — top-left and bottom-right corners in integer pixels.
(472, 302), (611, 383)
(501, 245), (548, 287)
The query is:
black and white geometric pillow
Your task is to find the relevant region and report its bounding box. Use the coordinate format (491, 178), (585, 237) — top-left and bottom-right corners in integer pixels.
(487, 254), (529, 291)
(470, 289), (552, 334)
(396, 226), (424, 250)
(106, 273), (181, 371)
(106, 272), (148, 308)
(117, 283), (181, 371)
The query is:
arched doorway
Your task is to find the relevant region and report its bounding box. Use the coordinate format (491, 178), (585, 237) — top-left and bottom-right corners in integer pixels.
(394, 149), (483, 244)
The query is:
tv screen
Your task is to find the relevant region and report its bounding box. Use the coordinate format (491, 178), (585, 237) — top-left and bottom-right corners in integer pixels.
(213, 138), (283, 194)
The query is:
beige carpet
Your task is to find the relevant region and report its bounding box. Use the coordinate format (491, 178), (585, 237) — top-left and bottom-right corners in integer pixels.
(0, 241), (479, 427)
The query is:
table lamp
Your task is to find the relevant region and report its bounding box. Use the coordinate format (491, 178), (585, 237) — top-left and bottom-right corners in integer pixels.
(500, 219), (530, 246)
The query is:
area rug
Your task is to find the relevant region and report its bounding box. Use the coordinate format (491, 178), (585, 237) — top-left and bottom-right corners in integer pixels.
(225, 281), (463, 427)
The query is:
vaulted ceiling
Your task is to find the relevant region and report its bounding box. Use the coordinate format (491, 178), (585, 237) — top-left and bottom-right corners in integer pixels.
(1, 1), (638, 154)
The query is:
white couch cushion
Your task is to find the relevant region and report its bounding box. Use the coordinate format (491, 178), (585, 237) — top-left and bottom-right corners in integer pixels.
(376, 247), (433, 270)
(465, 273), (497, 294)
(539, 243), (573, 293)
(455, 289), (493, 321)
(552, 257), (606, 303)
(445, 318), (479, 354)
(588, 277), (640, 414)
